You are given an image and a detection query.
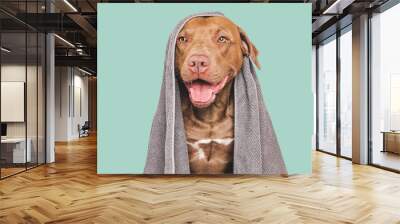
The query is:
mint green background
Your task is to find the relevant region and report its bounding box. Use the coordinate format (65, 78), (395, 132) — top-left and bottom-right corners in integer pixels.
(98, 3), (312, 174)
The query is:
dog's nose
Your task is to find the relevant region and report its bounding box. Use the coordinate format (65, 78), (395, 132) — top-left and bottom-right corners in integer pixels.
(187, 55), (209, 74)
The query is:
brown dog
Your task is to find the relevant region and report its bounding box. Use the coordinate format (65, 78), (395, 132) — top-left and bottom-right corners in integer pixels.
(175, 16), (260, 174)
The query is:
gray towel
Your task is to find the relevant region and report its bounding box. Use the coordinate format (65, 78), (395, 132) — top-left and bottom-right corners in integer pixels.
(144, 12), (287, 175)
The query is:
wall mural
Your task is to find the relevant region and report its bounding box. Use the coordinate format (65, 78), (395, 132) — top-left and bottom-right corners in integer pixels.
(98, 3), (312, 175)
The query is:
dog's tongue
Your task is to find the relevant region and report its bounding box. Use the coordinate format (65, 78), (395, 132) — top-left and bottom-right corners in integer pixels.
(188, 82), (213, 103)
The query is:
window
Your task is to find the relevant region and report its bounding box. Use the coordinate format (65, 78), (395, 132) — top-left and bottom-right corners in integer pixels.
(316, 26), (353, 159)
(371, 3), (400, 171)
(317, 36), (337, 154)
(0, 1), (47, 179)
(339, 28), (352, 158)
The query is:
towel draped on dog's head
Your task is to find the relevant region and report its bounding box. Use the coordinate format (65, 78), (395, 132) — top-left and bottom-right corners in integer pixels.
(144, 12), (287, 175)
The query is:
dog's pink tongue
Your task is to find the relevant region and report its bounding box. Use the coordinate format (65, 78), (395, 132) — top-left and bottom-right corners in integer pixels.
(189, 82), (213, 102)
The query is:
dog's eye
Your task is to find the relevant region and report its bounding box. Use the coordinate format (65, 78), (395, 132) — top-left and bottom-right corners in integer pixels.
(217, 36), (228, 43)
(178, 36), (187, 43)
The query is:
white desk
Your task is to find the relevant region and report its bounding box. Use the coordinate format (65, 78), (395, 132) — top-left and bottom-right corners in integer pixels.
(1, 138), (32, 163)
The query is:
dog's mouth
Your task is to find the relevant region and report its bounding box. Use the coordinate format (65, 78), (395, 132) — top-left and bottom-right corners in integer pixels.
(184, 76), (229, 108)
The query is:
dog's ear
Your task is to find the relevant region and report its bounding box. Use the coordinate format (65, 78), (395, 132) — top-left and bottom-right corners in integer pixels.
(238, 26), (260, 69)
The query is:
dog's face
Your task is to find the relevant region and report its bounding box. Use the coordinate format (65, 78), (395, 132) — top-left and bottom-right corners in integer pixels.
(176, 16), (259, 108)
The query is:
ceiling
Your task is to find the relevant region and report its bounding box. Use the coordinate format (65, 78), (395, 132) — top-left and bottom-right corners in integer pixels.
(0, 0), (394, 74)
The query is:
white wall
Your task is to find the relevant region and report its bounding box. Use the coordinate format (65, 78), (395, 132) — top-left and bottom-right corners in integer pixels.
(1, 65), (42, 137)
(55, 67), (70, 141)
(55, 67), (89, 141)
(1, 63), (46, 164)
(1, 65), (26, 141)
(71, 73), (89, 138)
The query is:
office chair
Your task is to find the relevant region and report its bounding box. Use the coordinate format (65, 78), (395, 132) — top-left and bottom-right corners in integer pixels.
(79, 121), (90, 138)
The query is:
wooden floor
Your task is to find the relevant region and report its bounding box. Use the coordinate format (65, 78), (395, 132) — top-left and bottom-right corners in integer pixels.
(372, 150), (400, 171)
(1, 163), (44, 178)
(1, 135), (400, 224)
(0, 167), (26, 178)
